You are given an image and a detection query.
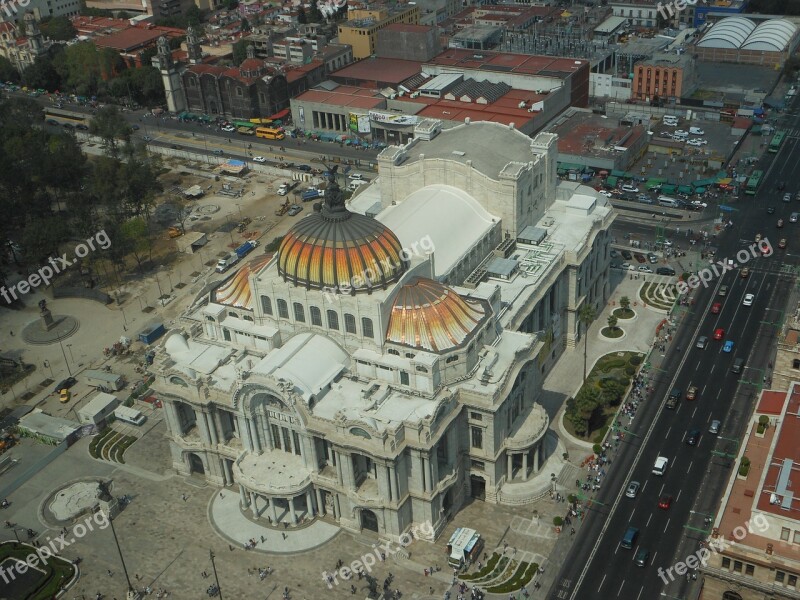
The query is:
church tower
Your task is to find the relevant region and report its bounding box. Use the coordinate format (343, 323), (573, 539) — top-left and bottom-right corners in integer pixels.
(152, 36), (186, 114)
(23, 12), (43, 55)
(186, 26), (203, 65)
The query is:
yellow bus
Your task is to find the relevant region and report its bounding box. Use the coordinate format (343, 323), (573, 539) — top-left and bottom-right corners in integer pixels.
(250, 118), (274, 126)
(255, 127), (285, 140)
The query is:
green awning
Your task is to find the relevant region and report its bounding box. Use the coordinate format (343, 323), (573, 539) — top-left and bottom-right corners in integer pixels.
(611, 170), (626, 178)
(678, 185), (694, 195)
(557, 168), (568, 175)
(695, 187), (707, 194)
(625, 172), (639, 180)
(558, 162), (585, 172)
(661, 184), (677, 194)
(646, 178), (665, 189)
(692, 178), (716, 188)
(606, 176), (618, 187)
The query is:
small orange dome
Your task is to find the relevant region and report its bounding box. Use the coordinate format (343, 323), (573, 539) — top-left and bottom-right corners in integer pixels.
(386, 278), (487, 352)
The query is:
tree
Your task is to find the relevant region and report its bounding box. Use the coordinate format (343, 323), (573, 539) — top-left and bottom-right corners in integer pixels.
(607, 314), (618, 331)
(21, 55), (62, 91)
(578, 304), (597, 384)
(0, 57), (19, 83)
(39, 16), (77, 40)
(297, 6), (308, 24)
(309, 1), (324, 23)
(619, 296), (630, 311)
(90, 105), (132, 158)
(232, 39), (250, 66)
(120, 218), (151, 271)
(241, 17), (251, 32)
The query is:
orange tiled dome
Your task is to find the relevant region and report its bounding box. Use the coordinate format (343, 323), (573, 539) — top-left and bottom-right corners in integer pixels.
(278, 194), (406, 293)
(386, 277), (487, 352)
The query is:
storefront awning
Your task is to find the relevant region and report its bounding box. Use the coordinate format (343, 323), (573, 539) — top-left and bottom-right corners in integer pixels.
(270, 108), (290, 120)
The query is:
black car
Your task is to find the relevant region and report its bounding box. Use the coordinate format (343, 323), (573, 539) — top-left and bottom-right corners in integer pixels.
(621, 250), (633, 260)
(212, 149), (223, 155)
(777, 181), (786, 191)
(656, 267), (676, 276)
(53, 377), (77, 394)
(686, 429), (701, 446)
(296, 165), (312, 172)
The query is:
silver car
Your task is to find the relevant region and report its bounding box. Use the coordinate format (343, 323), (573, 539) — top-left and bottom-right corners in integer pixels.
(626, 481), (641, 498)
(696, 336), (708, 349)
(709, 420), (721, 434)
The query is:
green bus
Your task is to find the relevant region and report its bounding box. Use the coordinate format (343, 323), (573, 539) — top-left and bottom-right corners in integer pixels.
(768, 130), (787, 153)
(233, 120), (256, 130)
(745, 170), (764, 195)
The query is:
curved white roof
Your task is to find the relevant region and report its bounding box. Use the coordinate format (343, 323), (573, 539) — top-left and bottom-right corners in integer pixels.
(377, 184), (498, 278)
(698, 16), (755, 49)
(741, 19), (797, 51)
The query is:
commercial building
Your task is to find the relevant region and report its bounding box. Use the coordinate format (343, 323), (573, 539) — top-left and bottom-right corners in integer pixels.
(375, 24), (441, 62)
(337, 4), (421, 59)
(0, 0), (80, 22)
(695, 16), (800, 66)
(291, 50), (588, 143)
(84, 0), (194, 19)
(609, 1), (660, 28)
(547, 107), (648, 172)
(631, 53), (696, 103)
(691, 0), (748, 28)
(153, 120), (614, 542)
(700, 383), (800, 599)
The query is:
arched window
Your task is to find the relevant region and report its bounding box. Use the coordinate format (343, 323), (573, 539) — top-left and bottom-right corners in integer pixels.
(261, 295), (273, 315)
(361, 317), (374, 338)
(293, 302), (305, 322)
(277, 299), (289, 319)
(344, 313), (356, 334)
(310, 306), (322, 326)
(327, 310), (339, 330)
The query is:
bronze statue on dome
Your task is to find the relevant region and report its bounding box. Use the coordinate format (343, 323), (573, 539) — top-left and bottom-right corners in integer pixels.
(322, 164), (345, 210)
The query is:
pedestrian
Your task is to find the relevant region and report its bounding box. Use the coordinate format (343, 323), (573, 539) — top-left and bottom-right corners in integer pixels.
(261, 535), (265, 543)
(8, 331), (12, 337)
(282, 532), (287, 540)
(571, 527), (575, 536)
(108, 569), (113, 577)
(181, 494), (187, 501)
(351, 585), (357, 595)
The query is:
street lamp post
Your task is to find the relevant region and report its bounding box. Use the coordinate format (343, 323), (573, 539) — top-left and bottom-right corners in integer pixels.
(66, 344), (75, 364)
(210, 550), (224, 600)
(44, 360), (54, 379)
(58, 337), (72, 377)
(108, 516), (135, 595)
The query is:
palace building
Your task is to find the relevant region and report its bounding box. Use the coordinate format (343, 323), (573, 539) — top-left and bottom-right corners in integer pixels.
(152, 120), (615, 541)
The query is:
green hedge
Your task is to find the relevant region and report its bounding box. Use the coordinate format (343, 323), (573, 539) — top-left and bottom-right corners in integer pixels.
(593, 426), (609, 444)
(629, 355), (643, 366)
(462, 552), (500, 581)
(486, 562), (539, 593)
(469, 556), (509, 584)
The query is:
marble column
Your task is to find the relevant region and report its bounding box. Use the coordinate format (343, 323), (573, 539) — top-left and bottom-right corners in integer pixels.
(306, 490), (315, 518)
(389, 466), (398, 501)
(334, 494), (341, 519)
(240, 484), (249, 508)
(507, 453), (513, 481)
(385, 465), (393, 501)
(250, 493), (259, 517)
(247, 418), (262, 454)
(289, 497), (297, 525)
(238, 416), (252, 451)
(534, 443), (540, 472)
(315, 488), (324, 516)
(335, 451), (344, 485)
(270, 498), (279, 523)
(522, 452), (528, 481)
(310, 437), (320, 470)
(225, 459), (234, 484)
(259, 415), (273, 450)
(166, 402), (181, 434)
(419, 454), (427, 492)
(208, 411), (219, 445)
(430, 452), (439, 489)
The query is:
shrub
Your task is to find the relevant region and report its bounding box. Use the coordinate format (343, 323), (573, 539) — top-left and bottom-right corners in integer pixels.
(629, 355), (643, 366)
(739, 463), (750, 477)
(757, 423), (766, 434)
(461, 553), (500, 580)
(741, 457), (751, 467)
(593, 426), (609, 444)
(758, 415), (769, 425)
(593, 443), (602, 455)
(553, 516), (563, 527)
(567, 494), (578, 504)
(619, 377), (631, 387)
(624, 365), (636, 377)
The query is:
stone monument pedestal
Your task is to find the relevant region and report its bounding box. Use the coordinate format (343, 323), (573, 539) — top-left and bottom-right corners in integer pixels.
(40, 306), (56, 331)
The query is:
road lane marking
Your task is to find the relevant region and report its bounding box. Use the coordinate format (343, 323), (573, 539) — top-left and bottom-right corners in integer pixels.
(599, 574), (607, 590)
(617, 580), (625, 596)
(647, 513), (653, 527)
(687, 460), (693, 474)
(665, 426), (671, 439)
(636, 586), (644, 600)
(664, 518), (671, 533)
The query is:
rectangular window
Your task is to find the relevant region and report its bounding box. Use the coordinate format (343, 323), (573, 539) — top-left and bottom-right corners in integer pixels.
(782, 527), (791, 541)
(271, 424), (281, 450)
(471, 427), (483, 449)
(721, 557), (731, 569)
(471, 460), (485, 471)
(470, 412), (483, 421)
(292, 431), (302, 456)
(293, 303), (305, 322)
(788, 574), (798, 587)
(733, 561), (742, 573)
(400, 371), (409, 385)
(776, 571), (786, 583)
(745, 564), (754, 576)
(281, 427), (292, 452)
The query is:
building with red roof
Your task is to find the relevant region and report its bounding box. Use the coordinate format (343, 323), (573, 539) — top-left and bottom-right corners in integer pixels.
(700, 381), (800, 599)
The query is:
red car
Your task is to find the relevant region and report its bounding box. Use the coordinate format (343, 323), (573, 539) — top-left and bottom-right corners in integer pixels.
(714, 328), (725, 340)
(634, 253), (647, 263)
(658, 495), (673, 510)
(710, 302), (721, 314)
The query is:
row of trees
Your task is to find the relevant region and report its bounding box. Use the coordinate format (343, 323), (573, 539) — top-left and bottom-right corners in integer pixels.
(0, 97), (165, 293)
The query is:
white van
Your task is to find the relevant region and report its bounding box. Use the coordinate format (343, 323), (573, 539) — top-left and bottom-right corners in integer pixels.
(663, 115), (678, 125)
(652, 456), (669, 476)
(348, 172), (365, 181)
(689, 127), (704, 135)
(658, 196), (680, 208)
(348, 180), (368, 192)
(114, 406), (146, 426)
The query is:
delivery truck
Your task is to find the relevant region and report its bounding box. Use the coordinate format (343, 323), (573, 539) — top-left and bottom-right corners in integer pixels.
(447, 527), (484, 568)
(114, 406), (146, 426)
(85, 369), (126, 392)
(235, 240), (258, 259)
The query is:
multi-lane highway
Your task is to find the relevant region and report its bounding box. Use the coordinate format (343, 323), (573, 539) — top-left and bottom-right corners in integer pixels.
(549, 93), (800, 600)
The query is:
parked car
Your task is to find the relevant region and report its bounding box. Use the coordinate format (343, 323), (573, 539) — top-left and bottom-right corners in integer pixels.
(253, 156), (267, 163)
(621, 250), (633, 260)
(53, 377), (77, 394)
(59, 389), (72, 404)
(621, 262), (633, 270)
(610, 250), (619, 258)
(687, 139), (703, 147)
(647, 253), (658, 264)
(296, 165), (312, 172)
(621, 184), (639, 193)
(634, 253), (646, 263)
(287, 204), (303, 216)
(638, 265), (653, 273)
(656, 267), (675, 276)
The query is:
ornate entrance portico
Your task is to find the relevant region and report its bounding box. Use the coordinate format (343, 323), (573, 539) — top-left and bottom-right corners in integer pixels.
(504, 404), (549, 482)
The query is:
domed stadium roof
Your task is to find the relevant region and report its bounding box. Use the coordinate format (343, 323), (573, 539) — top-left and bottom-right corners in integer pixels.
(697, 16), (755, 49)
(742, 19), (797, 51)
(385, 277), (487, 352)
(277, 173), (406, 293)
(698, 17), (796, 51)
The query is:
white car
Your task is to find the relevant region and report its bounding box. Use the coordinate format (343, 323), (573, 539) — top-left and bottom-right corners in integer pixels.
(600, 190), (613, 197)
(743, 293), (755, 306)
(687, 139), (703, 147)
(674, 130), (688, 136)
(691, 138), (707, 145)
(621, 262), (633, 270)
(638, 265), (653, 273)
(253, 156), (267, 163)
(689, 127), (704, 135)
(221, 125), (236, 132)
(621, 184), (639, 193)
